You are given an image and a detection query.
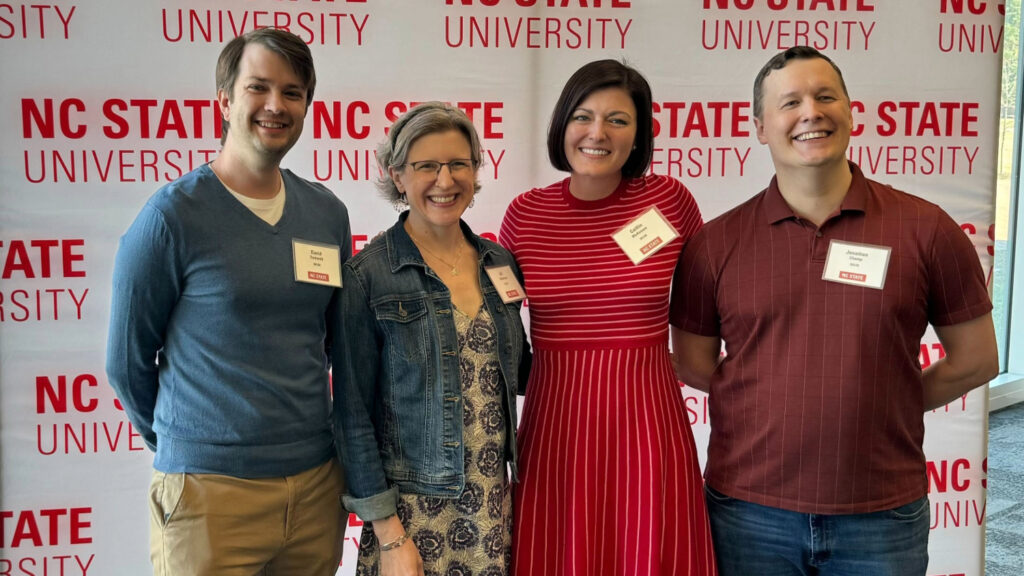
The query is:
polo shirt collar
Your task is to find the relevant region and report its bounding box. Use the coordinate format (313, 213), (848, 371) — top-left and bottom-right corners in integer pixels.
(763, 161), (869, 225)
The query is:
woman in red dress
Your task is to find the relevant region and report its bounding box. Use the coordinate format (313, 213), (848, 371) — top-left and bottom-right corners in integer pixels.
(501, 60), (717, 576)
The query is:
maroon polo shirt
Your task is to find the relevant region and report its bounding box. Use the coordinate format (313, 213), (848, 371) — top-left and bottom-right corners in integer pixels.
(670, 163), (991, 514)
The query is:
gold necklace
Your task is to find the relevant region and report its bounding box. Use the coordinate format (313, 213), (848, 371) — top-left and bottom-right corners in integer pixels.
(408, 230), (464, 276)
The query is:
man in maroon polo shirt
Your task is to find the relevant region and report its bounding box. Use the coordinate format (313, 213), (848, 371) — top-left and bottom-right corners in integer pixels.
(669, 46), (998, 576)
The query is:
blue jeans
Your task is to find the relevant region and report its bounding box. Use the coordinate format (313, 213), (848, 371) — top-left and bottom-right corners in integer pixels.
(705, 486), (930, 576)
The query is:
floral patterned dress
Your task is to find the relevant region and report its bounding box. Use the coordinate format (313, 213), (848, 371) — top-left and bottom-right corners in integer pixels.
(356, 308), (513, 576)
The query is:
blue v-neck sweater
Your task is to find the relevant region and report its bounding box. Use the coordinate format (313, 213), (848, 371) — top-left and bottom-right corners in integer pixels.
(107, 164), (351, 477)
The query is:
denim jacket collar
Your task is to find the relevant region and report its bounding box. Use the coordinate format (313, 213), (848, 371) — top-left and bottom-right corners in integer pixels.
(385, 211), (501, 273)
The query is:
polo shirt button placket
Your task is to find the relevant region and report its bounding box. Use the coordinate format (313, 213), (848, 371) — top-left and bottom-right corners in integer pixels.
(810, 228), (828, 261)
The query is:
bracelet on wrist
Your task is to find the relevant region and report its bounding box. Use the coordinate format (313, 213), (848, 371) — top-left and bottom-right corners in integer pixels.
(379, 533), (408, 552)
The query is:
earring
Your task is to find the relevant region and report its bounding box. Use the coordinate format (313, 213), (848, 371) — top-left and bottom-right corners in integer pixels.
(392, 192), (408, 212)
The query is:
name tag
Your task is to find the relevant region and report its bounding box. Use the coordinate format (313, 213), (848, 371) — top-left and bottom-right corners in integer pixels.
(611, 206), (679, 265)
(292, 238), (342, 287)
(822, 240), (891, 290)
(485, 265), (527, 303)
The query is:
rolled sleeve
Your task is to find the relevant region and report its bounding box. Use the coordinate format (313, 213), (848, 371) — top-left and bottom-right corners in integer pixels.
(342, 485), (400, 522)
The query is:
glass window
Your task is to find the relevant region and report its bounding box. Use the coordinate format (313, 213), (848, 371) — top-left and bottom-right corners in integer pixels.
(992, 0), (1024, 409)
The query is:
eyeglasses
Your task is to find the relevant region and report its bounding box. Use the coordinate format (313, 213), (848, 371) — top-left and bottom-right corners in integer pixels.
(404, 159), (476, 177)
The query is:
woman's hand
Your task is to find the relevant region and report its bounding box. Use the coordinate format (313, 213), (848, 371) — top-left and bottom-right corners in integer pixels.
(380, 537), (423, 576)
(374, 515), (424, 576)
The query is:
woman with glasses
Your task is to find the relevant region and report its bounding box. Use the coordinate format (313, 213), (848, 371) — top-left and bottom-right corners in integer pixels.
(500, 61), (717, 576)
(334, 101), (530, 576)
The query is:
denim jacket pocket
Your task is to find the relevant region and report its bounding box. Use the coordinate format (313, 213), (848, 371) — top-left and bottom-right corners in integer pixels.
(372, 295), (435, 465)
(375, 296), (429, 362)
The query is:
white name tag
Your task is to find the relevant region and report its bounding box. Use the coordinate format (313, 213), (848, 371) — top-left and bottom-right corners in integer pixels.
(292, 238), (342, 287)
(822, 240), (891, 290)
(611, 206), (680, 265)
(485, 265), (526, 303)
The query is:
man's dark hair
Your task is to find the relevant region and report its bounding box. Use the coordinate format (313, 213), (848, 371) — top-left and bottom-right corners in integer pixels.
(753, 46), (849, 119)
(215, 28), (316, 143)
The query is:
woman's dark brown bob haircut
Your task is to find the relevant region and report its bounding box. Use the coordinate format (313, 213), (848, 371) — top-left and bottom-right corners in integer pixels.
(547, 59), (654, 179)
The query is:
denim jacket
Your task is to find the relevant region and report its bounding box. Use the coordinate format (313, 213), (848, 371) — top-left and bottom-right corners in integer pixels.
(333, 213), (531, 521)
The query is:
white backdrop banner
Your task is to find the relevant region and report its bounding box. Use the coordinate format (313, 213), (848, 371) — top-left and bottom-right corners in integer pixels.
(0, 1), (1001, 574)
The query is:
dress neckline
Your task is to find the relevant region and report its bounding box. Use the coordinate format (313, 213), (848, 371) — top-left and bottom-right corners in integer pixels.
(560, 176), (632, 210)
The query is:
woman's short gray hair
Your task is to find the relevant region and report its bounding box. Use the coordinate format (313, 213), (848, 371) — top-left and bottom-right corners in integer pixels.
(376, 101), (483, 204)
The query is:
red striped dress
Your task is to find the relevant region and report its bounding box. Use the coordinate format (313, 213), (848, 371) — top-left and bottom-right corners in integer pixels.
(500, 175), (717, 576)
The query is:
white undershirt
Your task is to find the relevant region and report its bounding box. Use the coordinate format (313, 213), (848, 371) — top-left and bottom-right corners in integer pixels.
(224, 179), (286, 225)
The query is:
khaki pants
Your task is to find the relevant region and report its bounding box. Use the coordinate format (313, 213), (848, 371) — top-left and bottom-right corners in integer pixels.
(149, 458), (346, 576)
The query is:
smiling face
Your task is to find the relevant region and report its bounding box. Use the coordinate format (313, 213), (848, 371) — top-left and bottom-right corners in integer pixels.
(754, 57), (852, 175)
(218, 43), (308, 167)
(563, 86), (638, 189)
(391, 129), (477, 235)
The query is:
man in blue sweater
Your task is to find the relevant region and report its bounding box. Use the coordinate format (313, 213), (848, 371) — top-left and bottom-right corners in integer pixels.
(106, 28), (351, 575)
